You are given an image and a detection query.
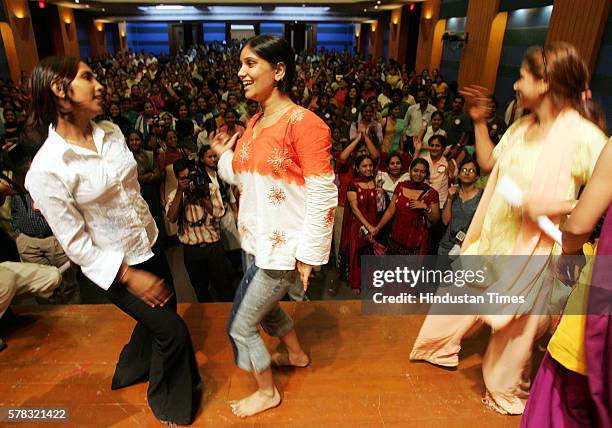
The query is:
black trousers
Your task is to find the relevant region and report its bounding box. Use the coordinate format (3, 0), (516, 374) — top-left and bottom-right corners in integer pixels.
(183, 240), (235, 302)
(105, 249), (200, 425)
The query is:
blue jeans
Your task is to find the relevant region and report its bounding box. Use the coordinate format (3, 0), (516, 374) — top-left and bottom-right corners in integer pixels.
(227, 263), (295, 373)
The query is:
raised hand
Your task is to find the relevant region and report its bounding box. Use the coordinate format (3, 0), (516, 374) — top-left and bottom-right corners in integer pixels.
(210, 132), (240, 157)
(459, 85), (494, 123)
(413, 135), (422, 153)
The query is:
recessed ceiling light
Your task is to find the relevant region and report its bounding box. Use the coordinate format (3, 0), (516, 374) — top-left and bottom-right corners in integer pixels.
(363, 8), (367, 12)
(374, 5), (379, 9)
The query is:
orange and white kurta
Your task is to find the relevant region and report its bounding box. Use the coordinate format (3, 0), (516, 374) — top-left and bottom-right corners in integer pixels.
(218, 106), (338, 270)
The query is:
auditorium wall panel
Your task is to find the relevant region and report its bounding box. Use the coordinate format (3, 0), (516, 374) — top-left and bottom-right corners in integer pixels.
(260, 23), (283, 37)
(316, 23), (354, 52)
(202, 23), (225, 43)
(106, 26), (115, 56)
(591, 10), (612, 132)
(494, 5), (552, 107)
(439, 16), (465, 82)
(439, 0), (468, 19)
(0, 24), (12, 80)
(126, 22), (169, 56)
(75, 13), (90, 59)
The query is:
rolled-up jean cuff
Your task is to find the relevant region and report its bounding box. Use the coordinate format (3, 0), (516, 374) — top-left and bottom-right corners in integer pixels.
(228, 267), (295, 373)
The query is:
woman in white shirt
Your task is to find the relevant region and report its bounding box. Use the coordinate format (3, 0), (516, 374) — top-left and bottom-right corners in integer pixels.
(418, 110), (447, 157)
(24, 57), (200, 426)
(377, 152), (411, 200)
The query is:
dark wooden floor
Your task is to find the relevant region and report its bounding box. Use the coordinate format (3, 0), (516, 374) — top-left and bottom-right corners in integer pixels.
(0, 301), (521, 427)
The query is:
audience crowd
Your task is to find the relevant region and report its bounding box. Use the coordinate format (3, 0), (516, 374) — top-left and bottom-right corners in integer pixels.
(0, 40), (554, 303)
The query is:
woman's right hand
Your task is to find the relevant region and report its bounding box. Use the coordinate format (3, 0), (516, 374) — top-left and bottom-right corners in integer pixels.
(121, 267), (173, 308)
(459, 85), (493, 123)
(210, 131), (240, 157)
(448, 184), (459, 199)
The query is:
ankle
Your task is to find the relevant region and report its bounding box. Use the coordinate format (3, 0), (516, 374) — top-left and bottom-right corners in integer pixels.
(259, 387), (277, 398)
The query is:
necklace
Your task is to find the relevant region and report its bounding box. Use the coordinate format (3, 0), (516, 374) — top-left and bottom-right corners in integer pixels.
(261, 102), (294, 120)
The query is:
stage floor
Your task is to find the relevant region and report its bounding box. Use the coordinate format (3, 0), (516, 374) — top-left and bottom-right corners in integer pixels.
(1, 301), (521, 427)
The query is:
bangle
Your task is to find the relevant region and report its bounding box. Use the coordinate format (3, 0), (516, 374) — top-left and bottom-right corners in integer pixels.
(117, 265), (130, 284)
(425, 207), (432, 214)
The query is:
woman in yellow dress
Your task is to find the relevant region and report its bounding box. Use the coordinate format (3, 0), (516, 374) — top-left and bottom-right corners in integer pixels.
(410, 42), (608, 415)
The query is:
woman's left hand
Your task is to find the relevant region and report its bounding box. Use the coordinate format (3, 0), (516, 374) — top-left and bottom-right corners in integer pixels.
(210, 131), (240, 157)
(409, 200), (427, 210)
(296, 260), (315, 291)
(522, 198), (550, 223)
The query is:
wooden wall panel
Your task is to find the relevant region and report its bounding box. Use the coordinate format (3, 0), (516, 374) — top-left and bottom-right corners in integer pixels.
(0, 22), (20, 82)
(89, 20), (107, 57)
(482, 12), (508, 93)
(415, 0), (441, 73)
(546, 0), (611, 72)
(430, 19), (446, 71)
(457, 0), (501, 87)
(388, 7), (404, 61)
(57, 6), (79, 57)
(3, 0), (38, 74)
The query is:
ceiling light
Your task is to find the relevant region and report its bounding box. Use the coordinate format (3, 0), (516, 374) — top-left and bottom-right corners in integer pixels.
(155, 5), (185, 10)
(374, 5), (379, 9)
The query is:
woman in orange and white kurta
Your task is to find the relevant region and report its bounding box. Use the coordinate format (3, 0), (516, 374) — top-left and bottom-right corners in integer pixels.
(212, 35), (337, 419)
(410, 43), (608, 415)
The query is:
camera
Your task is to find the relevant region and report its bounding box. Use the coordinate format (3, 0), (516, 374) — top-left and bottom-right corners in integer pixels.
(189, 168), (209, 188)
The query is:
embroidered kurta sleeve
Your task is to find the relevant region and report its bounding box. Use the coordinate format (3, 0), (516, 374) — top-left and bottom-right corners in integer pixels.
(26, 170), (124, 290)
(292, 116), (338, 266)
(218, 150), (238, 186)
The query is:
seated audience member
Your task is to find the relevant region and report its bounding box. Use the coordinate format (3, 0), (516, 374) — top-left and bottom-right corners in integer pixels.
(10, 162), (78, 304)
(0, 166), (61, 352)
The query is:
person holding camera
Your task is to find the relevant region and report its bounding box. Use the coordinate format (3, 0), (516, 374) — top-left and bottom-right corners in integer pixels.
(166, 158), (235, 302)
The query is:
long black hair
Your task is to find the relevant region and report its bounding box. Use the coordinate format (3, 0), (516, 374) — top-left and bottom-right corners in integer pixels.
(243, 35), (296, 95)
(26, 56), (80, 138)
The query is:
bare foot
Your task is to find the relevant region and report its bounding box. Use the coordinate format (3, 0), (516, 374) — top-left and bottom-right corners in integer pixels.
(271, 351), (310, 368)
(230, 387), (281, 418)
(352, 288), (361, 296)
